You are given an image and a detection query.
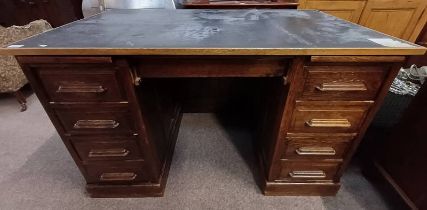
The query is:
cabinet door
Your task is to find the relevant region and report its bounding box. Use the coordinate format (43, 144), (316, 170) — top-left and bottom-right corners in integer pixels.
(359, 0), (427, 41)
(299, 0), (366, 23)
(37, 0), (83, 27)
(10, 0), (43, 26)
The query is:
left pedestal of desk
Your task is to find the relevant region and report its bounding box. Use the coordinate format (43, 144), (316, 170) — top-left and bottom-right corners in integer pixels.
(16, 56), (180, 198)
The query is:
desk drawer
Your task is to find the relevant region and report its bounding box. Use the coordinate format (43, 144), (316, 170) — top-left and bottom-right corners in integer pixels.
(54, 106), (135, 135)
(36, 66), (127, 103)
(289, 101), (371, 133)
(282, 135), (353, 160)
(136, 57), (287, 77)
(84, 161), (148, 184)
(278, 160), (340, 182)
(300, 66), (387, 100)
(72, 140), (143, 161)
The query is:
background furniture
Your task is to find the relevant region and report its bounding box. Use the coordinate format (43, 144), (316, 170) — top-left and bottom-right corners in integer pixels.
(2, 9), (424, 198)
(298, 0), (427, 42)
(0, 0), (83, 27)
(0, 20), (52, 111)
(408, 20), (427, 67)
(180, 0), (299, 9)
(360, 22), (427, 210)
(373, 82), (427, 210)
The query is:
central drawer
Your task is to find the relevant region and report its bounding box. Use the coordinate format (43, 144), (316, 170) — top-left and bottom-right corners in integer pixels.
(135, 57), (288, 77)
(289, 101), (372, 133)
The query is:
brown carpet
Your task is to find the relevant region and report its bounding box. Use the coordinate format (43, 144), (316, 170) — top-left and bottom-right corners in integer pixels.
(0, 93), (395, 210)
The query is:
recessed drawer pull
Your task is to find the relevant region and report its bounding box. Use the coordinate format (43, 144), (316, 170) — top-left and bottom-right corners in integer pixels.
(100, 172), (137, 181)
(56, 85), (107, 93)
(88, 148), (130, 157)
(289, 170), (326, 178)
(315, 82), (367, 92)
(305, 119), (351, 128)
(73, 120), (119, 129)
(296, 147), (336, 156)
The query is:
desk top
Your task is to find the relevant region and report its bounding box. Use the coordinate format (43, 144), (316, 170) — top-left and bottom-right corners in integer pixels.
(1, 9), (425, 56)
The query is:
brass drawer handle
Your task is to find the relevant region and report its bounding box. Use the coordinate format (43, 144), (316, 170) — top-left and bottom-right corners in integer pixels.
(305, 119), (351, 128)
(88, 148), (130, 158)
(100, 172), (137, 181)
(289, 170), (326, 178)
(73, 120), (119, 129)
(296, 147), (336, 156)
(315, 82), (367, 92)
(57, 85), (107, 93)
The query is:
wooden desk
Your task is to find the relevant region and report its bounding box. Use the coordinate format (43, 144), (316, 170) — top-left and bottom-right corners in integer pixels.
(1, 9), (425, 198)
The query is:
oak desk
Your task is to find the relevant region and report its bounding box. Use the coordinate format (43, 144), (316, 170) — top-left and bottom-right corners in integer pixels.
(1, 9), (425, 197)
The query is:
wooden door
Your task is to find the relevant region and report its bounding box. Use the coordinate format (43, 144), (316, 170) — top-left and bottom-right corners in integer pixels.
(298, 0), (367, 23)
(359, 0), (427, 41)
(37, 0), (83, 27)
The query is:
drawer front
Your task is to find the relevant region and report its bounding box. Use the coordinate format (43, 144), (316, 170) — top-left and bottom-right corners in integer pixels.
(300, 66), (387, 100)
(282, 135), (353, 160)
(72, 140), (143, 161)
(137, 57), (287, 77)
(278, 160), (340, 182)
(289, 101), (371, 133)
(54, 106), (135, 135)
(84, 161), (148, 184)
(36, 66), (127, 102)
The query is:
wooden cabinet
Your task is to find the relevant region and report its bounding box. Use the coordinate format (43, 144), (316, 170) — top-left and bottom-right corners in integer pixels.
(359, 0), (427, 41)
(372, 82), (427, 210)
(299, 0), (427, 42)
(299, 0), (366, 23)
(180, 0), (299, 9)
(363, 23), (427, 210)
(0, 0), (83, 27)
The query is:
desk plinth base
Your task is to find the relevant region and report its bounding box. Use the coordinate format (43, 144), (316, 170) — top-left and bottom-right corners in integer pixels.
(262, 181), (340, 196)
(86, 182), (165, 198)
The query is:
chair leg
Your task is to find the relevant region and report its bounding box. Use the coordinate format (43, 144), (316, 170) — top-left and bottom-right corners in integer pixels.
(13, 90), (27, 112)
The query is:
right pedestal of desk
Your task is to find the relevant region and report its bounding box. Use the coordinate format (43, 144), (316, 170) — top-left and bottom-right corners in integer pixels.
(258, 56), (403, 196)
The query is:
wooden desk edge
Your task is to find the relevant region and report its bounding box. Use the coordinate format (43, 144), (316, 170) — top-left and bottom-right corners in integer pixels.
(0, 47), (426, 56)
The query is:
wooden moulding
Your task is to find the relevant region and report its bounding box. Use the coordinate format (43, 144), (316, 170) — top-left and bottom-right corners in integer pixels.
(263, 181), (341, 196)
(310, 56), (406, 63)
(16, 56), (113, 64)
(1, 48), (426, 56)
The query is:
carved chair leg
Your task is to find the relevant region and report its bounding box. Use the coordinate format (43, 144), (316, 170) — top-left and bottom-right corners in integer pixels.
(13, 90), (27, 112)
